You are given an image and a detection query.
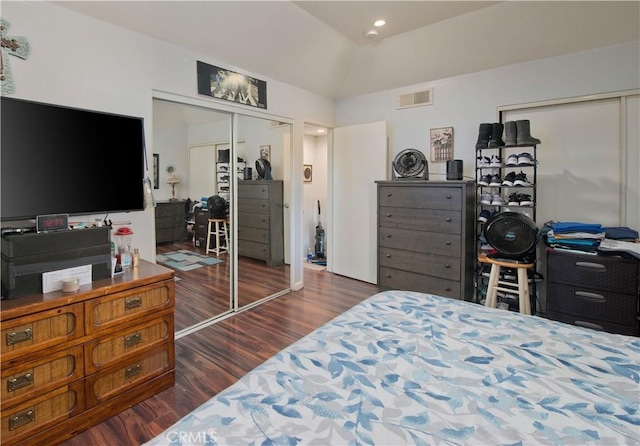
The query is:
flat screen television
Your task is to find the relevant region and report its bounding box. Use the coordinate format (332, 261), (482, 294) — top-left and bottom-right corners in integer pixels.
(1, 96), (145, 222)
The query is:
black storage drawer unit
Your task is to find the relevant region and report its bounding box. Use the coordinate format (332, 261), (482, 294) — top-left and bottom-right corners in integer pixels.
(546, 248), (639, 336)
(1, 227), (112, 299)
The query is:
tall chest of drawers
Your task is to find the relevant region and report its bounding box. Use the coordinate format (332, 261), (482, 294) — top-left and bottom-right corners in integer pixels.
(546, 248), (639, 336)
(238, 180), (284, 266)
(376, 180), (475, 300)
(155, 200), (186, 244)
(0, 261), (175, 445)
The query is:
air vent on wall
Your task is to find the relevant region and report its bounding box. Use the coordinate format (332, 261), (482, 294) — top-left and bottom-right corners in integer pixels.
(396, 88), (433, 109)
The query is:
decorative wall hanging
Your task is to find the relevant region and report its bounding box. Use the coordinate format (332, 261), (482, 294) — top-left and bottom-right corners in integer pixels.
(259, 145), (271, 162)
(303, 164), (313, 183)
(1, 17), (31, 94)
(153, 154), (160, 189)
(197, 61), (267, 109)
(430, 126), (454, 162)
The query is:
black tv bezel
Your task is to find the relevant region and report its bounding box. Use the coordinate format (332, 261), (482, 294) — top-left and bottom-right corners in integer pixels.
(1, 96), (146, 222)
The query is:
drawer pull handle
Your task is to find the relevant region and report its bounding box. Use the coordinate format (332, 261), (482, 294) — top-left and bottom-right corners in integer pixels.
(125, 296), (142, 310)
(386, 274), (391, 278)
(7, 373), (34, 393)
(574, 321), (603, 331)
(446, 195), (452, 199)
(575, 261), (606, 272)
(386, 213), (392, 218)
(8, 408), (35, 431)
(386, 234), (392, 238)
(125, 363), (142, 379)
(445, 264), (451, 269)
(387, 193), (392, 197)
(446, 218), (452, 222)
(574, 291), (606, 302)
(6, 327), (32, 346)
(124, 332), (142, 348)
(445, 241), (451, 245)
(445, 287), (451, 291)
(386, 254), (391, 258)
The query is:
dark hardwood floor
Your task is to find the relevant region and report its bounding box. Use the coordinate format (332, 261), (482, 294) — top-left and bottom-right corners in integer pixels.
(157, 241), (290, 331)
(60, 266), (380, 445)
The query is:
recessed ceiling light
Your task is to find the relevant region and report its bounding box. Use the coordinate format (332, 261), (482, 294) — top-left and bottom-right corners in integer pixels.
(365, 29), (379, 38)
(374, 20), (386, 27)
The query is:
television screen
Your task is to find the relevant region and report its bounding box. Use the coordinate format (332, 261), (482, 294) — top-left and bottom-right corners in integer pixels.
(1, 97), (145, 222)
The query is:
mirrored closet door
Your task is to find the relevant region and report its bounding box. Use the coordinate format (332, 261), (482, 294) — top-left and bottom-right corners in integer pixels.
(152, 96), (291, 334)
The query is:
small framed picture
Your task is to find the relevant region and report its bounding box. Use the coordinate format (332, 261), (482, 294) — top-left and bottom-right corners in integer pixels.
(303, 164), (313, 183)
(430, 127), (454, 162)
(260, 145), (271, 162)
(153, 154), (160, 189)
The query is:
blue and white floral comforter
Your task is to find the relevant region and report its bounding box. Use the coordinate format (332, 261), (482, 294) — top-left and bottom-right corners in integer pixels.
(146, 290), (640, 445)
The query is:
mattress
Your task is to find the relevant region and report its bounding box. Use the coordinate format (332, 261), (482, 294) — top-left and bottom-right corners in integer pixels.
(146, 290), (640, 445)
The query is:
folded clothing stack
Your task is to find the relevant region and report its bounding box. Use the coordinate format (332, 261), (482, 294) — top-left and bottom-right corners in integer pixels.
(545, 221), (606, 254)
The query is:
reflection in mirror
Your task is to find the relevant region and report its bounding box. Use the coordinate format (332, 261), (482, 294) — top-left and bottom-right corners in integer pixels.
(152, 99), (233, 332)
(236, 116), (291, 309)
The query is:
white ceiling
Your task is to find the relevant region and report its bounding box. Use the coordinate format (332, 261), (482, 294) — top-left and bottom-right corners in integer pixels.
(55, 1), (639, 101)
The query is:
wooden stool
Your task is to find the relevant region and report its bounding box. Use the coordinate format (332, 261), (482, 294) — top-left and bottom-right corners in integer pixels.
(478, 255), (534, 315)
(206, 218), (229, 256)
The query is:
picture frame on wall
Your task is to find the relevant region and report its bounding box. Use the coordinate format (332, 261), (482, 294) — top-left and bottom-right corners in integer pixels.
(153, 153), (160, 189)
(303, 164), (313, 183)
(430, 127), (454, 162)
(197, 61), (267, 109)
(260, 145), (271, 162)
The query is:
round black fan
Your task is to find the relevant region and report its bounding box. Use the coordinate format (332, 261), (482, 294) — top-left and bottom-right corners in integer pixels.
(484, 212), (539, 261)
(392, 149), (428, 180)
(255, 158), (273, 180)
(207, 195), (228, 219)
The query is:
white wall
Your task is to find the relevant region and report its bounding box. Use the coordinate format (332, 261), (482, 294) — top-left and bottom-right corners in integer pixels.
(3, 1), (335, 278)
(336, 41), (640, 225)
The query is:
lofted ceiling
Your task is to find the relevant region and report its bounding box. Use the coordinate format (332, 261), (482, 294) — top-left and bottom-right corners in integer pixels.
(55, 1), (639, 101)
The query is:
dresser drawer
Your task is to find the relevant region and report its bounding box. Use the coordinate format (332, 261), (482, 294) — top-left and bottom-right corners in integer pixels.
(85, 344), (174, 408)
(155, 203), (180, 218)
(84, 312), (173, 374)
(1, 304), (84, 364)
(239, 240), (269, 260)
(546, 283), (638, 327)
(238, 183), (270, 200)
(238, 226), (269, 244)
(546, 310), (638, 337)
(379, 206), (460, 234)
(1, 346), (84, 410)
(239, 212), (270, 229)
(84, 280), (174, 334)
(379, 186), (462, 211)
(238, 198), (269, 214)
(547, 251), (638, 294)
(379, 267), (461, 299)
(379, 247), (460, 281)
(1, 381), (84, 446)
(379, 228), (461, 257)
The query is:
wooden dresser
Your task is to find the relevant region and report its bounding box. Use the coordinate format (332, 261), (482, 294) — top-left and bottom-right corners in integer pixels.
(0, 261), (175, 445)
(546, 248), (639, 336)
(376, 180), (475, 300)
(238, 180), (284, 266)
(155, 200), (186, 244)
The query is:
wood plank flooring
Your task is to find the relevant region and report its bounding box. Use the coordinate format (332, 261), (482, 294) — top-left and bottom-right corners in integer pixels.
(60, 266), (380, 445)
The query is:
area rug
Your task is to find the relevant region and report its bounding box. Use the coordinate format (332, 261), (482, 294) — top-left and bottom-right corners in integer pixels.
(157, 249), (223, 271)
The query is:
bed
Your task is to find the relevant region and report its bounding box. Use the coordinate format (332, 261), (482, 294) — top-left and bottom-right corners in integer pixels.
(145, 290), (639, 445)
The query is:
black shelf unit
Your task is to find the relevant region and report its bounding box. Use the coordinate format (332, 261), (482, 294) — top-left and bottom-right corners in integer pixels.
(474, 142), (540, 312)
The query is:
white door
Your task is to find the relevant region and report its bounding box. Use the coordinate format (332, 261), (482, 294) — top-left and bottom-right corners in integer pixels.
(188, 143), (216, 200)
(331, 121), (388, 283)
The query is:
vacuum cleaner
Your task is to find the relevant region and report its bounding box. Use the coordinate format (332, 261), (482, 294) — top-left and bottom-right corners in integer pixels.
(314, 200), (326, 264)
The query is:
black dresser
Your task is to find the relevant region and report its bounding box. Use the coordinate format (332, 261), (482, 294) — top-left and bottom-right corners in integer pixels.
(155, 201), (186, 244)
(546, 248), (639, 336)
